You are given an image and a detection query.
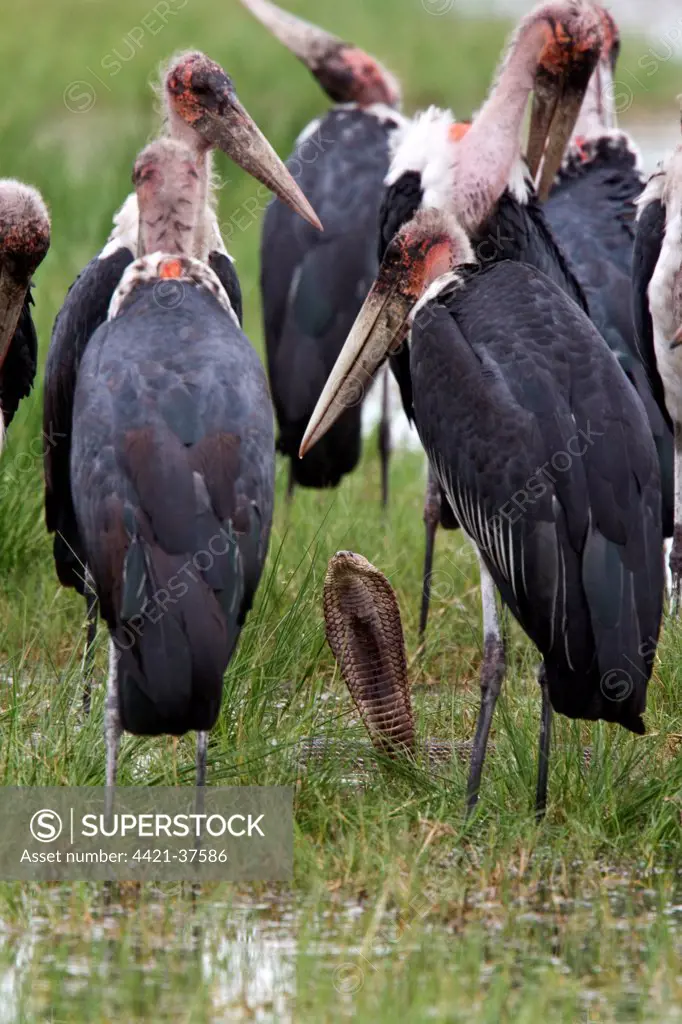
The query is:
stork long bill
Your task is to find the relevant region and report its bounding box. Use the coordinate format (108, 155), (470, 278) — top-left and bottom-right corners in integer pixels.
(300, 279), (410, 457)
(238, 0), (399, 107)
(199, 95), (322, 230)
(238, 0), (340, 67)
(0, 271), (28, 373)
(300, 209), (466, 457)
(527, 86), (559, 183)
(532, 83), (594, 200)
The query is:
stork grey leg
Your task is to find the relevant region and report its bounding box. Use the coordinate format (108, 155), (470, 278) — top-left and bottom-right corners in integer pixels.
(191, 731), (210, 899)
(466, 554), (505, 816)
(104, 639), (122, 823)
(664, 538), (673, 607)
(82, 571), (98, 715)
(378, 365), (391, 509)
(535, 665), (553, 820)
(670, 422), (682, 615)
(196, 731), (209, 789)
(419, 465), (442, 639)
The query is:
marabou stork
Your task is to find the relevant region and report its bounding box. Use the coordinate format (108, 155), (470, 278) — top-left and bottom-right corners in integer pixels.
(0, 181), (50, 449)
(44, 51), (319, 696)
(632, 142), (682, 611)
(301, 207), (663, 816)
(540, 9), (674, 537)
(377, 0), (604, 637)
(70, 137), (276, 788)
(239, 0), (406, 503)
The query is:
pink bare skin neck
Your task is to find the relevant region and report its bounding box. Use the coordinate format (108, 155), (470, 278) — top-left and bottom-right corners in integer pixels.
(136, 149), (200, 258)
(450, 19), (548, 231)
(164, 100), (214, 260)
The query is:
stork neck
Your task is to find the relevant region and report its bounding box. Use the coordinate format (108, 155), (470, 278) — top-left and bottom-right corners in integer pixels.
(451, 20), (545, 231)
(165, 103), (197, 149)
(137, 180), (197, 257)
(192, 148), (212, 261)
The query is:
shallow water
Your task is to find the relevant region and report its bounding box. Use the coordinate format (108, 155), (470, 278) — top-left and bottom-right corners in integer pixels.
(0, 892), (301, 1022)
(0, 865), (680, 1021)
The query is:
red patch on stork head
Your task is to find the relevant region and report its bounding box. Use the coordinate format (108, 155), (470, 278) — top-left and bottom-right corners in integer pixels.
(380, 209), (471, 305)
(423, 241), (457, 289)
(165, 52), (235, 129)
(395, 237), (455, 302)
(535, 4), (603, 80)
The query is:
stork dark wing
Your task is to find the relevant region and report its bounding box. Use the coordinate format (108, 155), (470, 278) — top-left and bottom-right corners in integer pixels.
(378, 170), (424, 264)
(544, 140), (641, 362)
(476, 187), (587, 311)
(71, 283), (274, 735)
(44, 247), (134, 592)
(411, 261), (662, 733)
(547, 138), (641, 278)
(632, 195), (669, 423)
(544, 146), (672, 534)
(0, 291), (37, 429)
(261, 107), (400, 486)
(209, 251), (243, 325)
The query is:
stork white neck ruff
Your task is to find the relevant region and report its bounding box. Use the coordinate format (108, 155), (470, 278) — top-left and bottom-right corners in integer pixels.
(107, 253), (237, 324)
(636, 159), (670, 220)
(386, 106), (530, 213)
(386, 107), (457, 213)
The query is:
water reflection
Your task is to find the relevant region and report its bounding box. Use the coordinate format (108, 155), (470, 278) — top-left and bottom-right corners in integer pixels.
(0, 893), (301, 1022)
(202, 903), (298, 1022)
(0, 867), (679, 1019)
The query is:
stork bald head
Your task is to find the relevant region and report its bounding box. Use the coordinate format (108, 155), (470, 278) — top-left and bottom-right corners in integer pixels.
(0, 180), (50, 384)
(163, 50), (322, 231)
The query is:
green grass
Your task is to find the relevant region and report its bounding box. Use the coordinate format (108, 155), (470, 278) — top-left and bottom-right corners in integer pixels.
(1, 0), (682, 1021)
